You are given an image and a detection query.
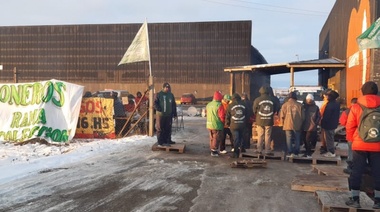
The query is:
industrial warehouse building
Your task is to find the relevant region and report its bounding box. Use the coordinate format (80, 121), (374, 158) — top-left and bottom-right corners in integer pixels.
(320, 0), (380, 105)
(0, 20), (268, 100)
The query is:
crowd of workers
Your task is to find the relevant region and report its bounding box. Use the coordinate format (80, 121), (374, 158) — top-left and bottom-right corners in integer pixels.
(204, 81), (380, 210)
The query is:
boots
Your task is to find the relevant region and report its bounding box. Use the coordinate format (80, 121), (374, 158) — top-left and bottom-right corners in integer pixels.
(345, 196), (361, 208)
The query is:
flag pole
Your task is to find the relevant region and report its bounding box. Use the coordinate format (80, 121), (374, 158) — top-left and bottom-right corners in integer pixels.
(146, 20), (155, 137)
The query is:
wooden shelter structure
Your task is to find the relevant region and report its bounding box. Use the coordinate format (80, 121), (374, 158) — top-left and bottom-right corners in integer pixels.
(223, 58), (346, 100)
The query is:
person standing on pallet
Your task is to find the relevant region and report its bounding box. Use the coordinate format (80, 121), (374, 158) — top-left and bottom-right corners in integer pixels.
(206, 91), (225, 156)
(301, 94), (321, 158)
(154, 82), (177, 147)
(339, 97), (357, 174)
(280, 91), (304, 158)
(345, 81), (380, 209)
(320, 90), (340, 158)
(220, 94), (233, 154)
(253, 85), (280, 156)
(226, 93), (248, 158)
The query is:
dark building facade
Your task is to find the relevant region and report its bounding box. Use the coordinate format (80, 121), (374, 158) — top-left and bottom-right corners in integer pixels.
(320, 0), (380, 105)
(0, 20), (255, 99)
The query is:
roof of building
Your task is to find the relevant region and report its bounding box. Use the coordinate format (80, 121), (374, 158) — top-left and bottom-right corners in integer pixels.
(224, 57), (346, 75)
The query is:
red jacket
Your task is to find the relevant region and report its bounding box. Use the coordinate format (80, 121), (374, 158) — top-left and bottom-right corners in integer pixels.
(339, 107), (351, 126)
(346, 94), (380, 151)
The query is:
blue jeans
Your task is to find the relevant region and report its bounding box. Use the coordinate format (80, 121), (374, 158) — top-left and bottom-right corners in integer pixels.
(231, 128), (245, 157)
(285, 130), (301, 155)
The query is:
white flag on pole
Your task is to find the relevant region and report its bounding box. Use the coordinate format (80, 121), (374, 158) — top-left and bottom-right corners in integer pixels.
(118, 21), (149, 66)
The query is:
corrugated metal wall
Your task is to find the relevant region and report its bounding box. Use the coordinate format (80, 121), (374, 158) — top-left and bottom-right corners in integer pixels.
(319, 0), (380, 106)
(0, 21), (251, 98)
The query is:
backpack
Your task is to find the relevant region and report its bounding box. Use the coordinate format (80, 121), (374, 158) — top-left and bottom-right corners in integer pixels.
(358, 103), (380, 142)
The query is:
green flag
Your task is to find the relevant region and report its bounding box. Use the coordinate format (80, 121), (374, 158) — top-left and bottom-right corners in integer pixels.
(357, 17), (380, 51)
(118, 21), (149, 66)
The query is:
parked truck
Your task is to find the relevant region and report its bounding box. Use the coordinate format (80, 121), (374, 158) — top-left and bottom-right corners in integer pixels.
(288, 86), (325, 108)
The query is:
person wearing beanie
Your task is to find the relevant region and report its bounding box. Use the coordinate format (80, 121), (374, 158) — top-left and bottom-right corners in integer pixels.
(226, 93), (248, 158)
(301, 93), (321, 158)
(253, 85), (280, 156)
(280, 91), (304, 158)
(220, 94), (234, 153)
(206, 91), (225, 156)
(345, 81), (380, 209)
(320, 89), (340, 158)
(153, 82), (177, 147)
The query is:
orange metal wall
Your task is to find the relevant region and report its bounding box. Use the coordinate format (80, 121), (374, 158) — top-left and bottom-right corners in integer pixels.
(320, 0), (379, 107)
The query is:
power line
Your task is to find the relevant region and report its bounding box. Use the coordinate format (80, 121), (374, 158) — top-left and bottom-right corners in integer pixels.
(229, 0), (329, 14)
(202, 0), (330, 17)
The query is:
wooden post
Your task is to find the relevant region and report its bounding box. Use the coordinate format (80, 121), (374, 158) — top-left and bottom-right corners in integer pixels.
(148, 75), (155, 137)
(242, 72), (245, 94)
(229, 72), (234, 95)
(290, 67), (294, 87)
(13, 67), (18, 83)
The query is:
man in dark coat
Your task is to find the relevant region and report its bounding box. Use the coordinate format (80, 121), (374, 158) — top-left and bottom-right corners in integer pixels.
(320, 90), (340, 157)
(226, 93), (248, 158)
(302, 94), (321, 158)
(154, 82), (177, 147)
(253, 86), (280, 155)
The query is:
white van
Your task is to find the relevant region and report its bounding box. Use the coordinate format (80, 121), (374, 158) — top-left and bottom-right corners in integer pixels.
(289, 86), (325, 108)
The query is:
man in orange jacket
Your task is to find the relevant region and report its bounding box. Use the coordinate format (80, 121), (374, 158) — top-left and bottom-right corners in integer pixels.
(345, 81), (380, 209)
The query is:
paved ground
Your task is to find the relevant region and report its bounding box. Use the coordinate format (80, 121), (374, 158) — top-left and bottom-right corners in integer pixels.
(0, 117), (332, 212)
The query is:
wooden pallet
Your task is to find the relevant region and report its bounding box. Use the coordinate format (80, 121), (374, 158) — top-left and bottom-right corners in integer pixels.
(312, 152), (342, 165)
(312, 165), (348, 177)
(151, 143), (186, 153)
(242, 150), (284, 160)
(315, 190), (380, 212)
(230, 159), (267, 168)
(291, 174), (349, 192)
(335, 146), (349, 158)
(288, 155), (314, 163)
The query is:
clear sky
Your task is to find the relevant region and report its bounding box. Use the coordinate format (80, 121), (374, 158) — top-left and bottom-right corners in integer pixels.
(0, 0), (336, 88)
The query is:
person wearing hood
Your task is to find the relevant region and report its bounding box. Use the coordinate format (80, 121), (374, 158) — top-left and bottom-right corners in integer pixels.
(206, 91), (225, 157)
(319, 89), (340, 158)
(253, 85), (280, 156)
(154, 82), (177, 147)
(302, 94), (321, 158)
(220, 94), (233, 153)
(226, 93), (248, 158)
(345, 81), (380, 209)
(280, 91), (304, 158)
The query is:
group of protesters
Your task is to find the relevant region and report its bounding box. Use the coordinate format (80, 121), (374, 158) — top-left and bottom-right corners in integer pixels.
(205, 84), (343, 160)
(205, 81), (380, 210)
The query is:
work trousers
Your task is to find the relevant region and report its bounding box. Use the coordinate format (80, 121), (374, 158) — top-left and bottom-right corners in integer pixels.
(156, 115), (172, 145)
(256, 125), (272, 154)
(209, 129), (222, 151)
(349, 151), (380, 191)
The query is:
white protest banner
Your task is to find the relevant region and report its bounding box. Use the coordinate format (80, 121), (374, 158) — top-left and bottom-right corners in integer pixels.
(0, 79), (84, 143)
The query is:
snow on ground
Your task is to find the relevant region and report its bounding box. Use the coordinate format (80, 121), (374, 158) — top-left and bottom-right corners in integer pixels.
(0, 115), (201, 185)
